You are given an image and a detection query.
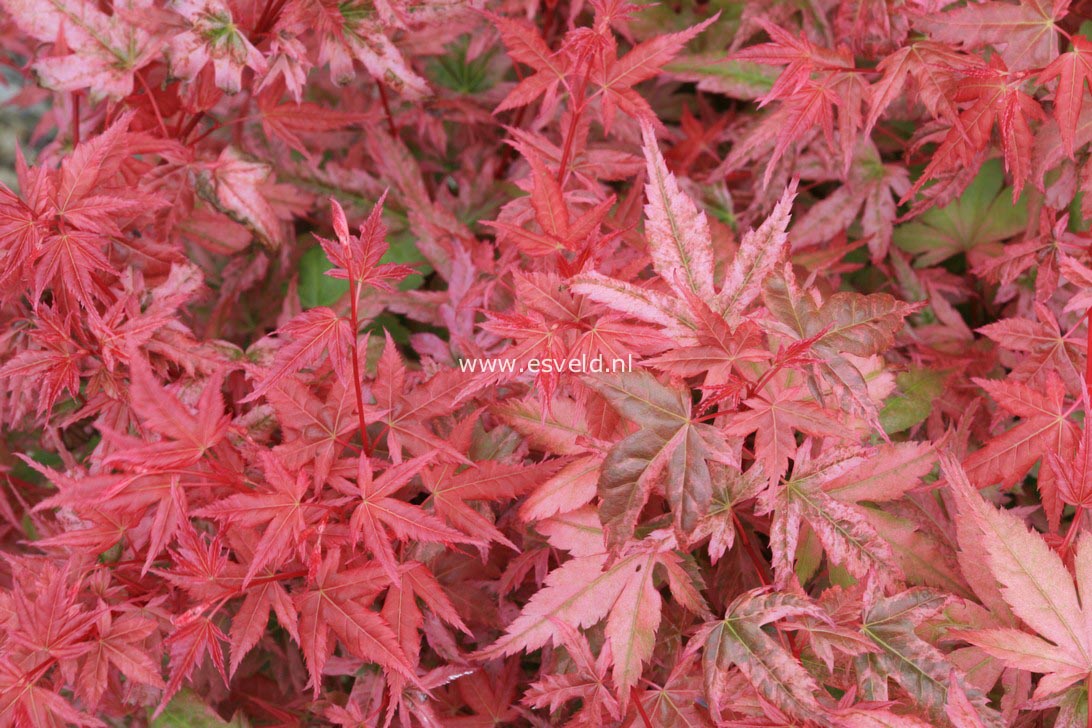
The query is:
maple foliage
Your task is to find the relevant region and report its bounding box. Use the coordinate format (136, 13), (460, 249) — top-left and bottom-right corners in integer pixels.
(0, 0), (1091, 725)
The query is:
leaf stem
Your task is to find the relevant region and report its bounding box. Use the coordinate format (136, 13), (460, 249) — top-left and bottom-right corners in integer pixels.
(253, 0), (290, 40)
(631, 685), (653, 728)
(190, 113), (263, 145)
(135, 71), (169, 139)
(495, 65), (528, 180)
(348, 273), (372, 457)
(556, 59), (593, 185)
(1063, 507), (1085, 555)
(731, 510), (769, 587)
(71, 92), (80, 146)
(1085, 305), (1092, 389)
(541, 0), (559, 46)
(181, 111), (206, 143)
(377, 82), (398, 138)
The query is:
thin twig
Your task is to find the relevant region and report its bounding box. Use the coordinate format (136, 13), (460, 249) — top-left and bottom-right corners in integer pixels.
(71, 92), (80, 146)
(135, 71), (169, 139)
(377, 82), (398, 138)
(631, 686), (654, 728)
(348, 272), (372, 457)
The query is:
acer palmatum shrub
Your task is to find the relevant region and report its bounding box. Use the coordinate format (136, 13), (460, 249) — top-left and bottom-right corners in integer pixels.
(1, 0), (1092, 726)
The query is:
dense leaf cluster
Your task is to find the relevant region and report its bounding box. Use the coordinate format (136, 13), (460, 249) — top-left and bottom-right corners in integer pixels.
(0, 0), (1090, 725)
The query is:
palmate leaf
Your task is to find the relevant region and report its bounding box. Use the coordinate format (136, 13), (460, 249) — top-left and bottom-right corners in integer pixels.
(893, 159), (1027, 267)
(865, 509), (976, 600)
(196, 147), (289, 249)
(976, 305), (1085, 394)
(477, 531), (706, 702)
(664, 55), (778, 100)
(701, 591), (834, 725)
(0, 658), (101, 728)
(486, 11), (568, 113)
(1038, 36), (1092, 156)
(880, 368), (945, 435)
(152, 689), (248, 728)
(242, 307), (353, 403)
(571, 131), (798, 378)
(569, 272), (697, 337)
(866, 42), (970, 133)
(267, 376), (356, 490)
(596, 17), (717, 127)
(162, 614), (228, 713)
(0, 0), (158, 98)
(586, 370), (720, 547)
(227, 577), (297, 677)
(594, 429), (670, 550)
(341, 454), (478, 584)
(723, 379), (851, 485)
(907, 57), (1045, 201)
(168, 1), (267, 94)
(782, 442), (965, 595)
(762, 442), (937, 588)
(195, 451), (319, 587)
(945, 455), (1092, 701)
(963, 372), (1078, 529)
(310, 0), (430, 97)
(1049, 418), (1092, 509)
(821, 441), (937, 503)
(690, 463), (767, 563)
(523, 620), (621, 724)
(519, 455), (602, 522)
(764, 265), (916, 357)
(585, 369), (690, 436)
(103, 357), (228, 471)
(573, 170), (797, 336)
(762, 263), (916, 426)
(373, 334), (492, 464)
(382, 561), (471, 672)
(294, 551), (422, 697)
(78, 612), (163, 710)
(857, 587), (1004, 727)
(422, 459), (563, 548)
(317, 196), (414, 290)
(766, 464), (899, 587)
(914, 0), (1063, 72)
